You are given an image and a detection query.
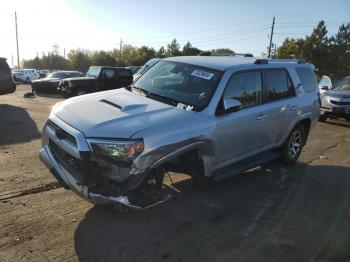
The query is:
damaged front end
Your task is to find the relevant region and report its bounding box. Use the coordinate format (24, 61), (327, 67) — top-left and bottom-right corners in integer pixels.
(39, 117), (171, 210)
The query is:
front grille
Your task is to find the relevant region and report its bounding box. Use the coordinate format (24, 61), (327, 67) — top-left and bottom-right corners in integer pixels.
(46, 120), (77, 146)
(330, 100), (350, 106)
(49, 139), (84, 182)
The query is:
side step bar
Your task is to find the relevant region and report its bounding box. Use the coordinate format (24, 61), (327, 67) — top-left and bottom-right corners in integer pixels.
(213, 151), (281, 181)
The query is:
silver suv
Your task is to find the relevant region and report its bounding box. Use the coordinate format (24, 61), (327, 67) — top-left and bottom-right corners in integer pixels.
(39, 56), (320, 210)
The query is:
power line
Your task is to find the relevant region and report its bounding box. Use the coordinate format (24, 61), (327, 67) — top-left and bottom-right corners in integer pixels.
(132, 16), (273, 40)
(129, 25), (270, 46)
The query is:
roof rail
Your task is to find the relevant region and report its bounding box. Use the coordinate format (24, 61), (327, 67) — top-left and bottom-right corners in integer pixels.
(198, 51), (254, 57)
(254, 58), (306, 64)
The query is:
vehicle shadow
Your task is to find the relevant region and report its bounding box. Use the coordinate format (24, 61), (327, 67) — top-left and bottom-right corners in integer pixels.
(323, 119), (350, 128)
(34, 92), (64, 99)
(74, 163), (350, 262)
(0, 104), (41, 145)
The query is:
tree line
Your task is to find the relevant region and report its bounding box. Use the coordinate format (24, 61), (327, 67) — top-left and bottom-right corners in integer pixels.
(22, 21), (349, 81)
(22, 39), (234, 73)
(277, 21), (350, 81)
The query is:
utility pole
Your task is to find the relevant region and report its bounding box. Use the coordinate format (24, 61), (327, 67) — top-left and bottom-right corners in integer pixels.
(11, 55), (14, 68)
(15, 12), (20, 68)
(119, 38), (123, 64)
(268, 16), (275, 58)
(63, 48), (66, 69)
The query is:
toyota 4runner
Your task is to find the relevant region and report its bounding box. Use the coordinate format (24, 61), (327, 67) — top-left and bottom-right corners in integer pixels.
(39, 56), (319, 210)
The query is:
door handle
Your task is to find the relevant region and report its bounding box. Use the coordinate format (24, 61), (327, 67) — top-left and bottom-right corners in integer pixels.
(256, 114), (268, 120)
(289, 105), (298, 111)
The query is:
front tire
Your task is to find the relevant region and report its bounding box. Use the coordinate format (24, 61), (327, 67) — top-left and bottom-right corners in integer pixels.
(281, 124), (306, 165)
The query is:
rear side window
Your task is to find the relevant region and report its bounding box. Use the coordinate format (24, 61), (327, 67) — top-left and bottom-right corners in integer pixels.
(101, 69), (115, 79)
(117, 69), (132, 77)
(224, 71), (262, 108)
(295, 67), (317, 93)
(265, 69), (294, 101)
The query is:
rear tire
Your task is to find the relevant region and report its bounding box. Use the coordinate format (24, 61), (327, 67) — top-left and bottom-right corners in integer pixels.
(281, 124), (306, 165)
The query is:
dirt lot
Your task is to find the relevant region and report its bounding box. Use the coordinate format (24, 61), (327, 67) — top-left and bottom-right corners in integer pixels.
(1, 84), (350, 262)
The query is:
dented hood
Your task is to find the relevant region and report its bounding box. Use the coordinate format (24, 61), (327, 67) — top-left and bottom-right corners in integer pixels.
(54, 88), (194, 138)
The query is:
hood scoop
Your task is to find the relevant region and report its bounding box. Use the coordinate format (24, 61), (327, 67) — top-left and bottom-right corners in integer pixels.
(99, 99), (122, 109)
(99, 99), (147, 112)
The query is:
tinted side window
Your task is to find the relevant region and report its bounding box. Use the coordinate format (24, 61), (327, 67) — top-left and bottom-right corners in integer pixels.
(101, 69), (115, 79)
(295, 67), (317, 93)
(224, 71), (262, 108)
(266, 69), (294, 101)
(117, 69), (132, 77)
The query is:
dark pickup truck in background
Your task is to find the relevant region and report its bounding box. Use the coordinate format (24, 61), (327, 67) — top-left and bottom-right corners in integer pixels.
(58, 66), (133, 97)
(0, 58), (16, 95)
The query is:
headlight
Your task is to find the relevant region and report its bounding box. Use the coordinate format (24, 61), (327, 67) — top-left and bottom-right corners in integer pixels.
(88, 139), (144, 164)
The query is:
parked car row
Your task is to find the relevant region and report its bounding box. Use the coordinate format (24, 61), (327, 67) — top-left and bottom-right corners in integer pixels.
(12, 68), (40, 83)
(32, 71), (84, 94)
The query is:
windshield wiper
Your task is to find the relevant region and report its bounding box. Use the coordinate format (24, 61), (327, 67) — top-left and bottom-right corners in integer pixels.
(130, 85), (149, 96)
(146, 92), (179, 106)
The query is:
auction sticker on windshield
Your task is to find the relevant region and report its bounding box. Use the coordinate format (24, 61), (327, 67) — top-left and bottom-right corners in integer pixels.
(191, 70), (214, 80)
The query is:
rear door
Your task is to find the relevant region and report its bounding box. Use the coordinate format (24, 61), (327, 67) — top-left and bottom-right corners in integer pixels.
(0, 60), (16, 95)
(100, 68), (117, 90)
(260, 68), (298, 146)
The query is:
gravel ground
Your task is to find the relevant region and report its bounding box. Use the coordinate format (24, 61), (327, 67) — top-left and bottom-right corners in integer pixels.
(1, 85), (350, 262)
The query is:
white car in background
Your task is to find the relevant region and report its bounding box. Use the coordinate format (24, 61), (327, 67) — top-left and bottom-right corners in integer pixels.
(12, 69), (40, 83)
(318, 75), (332, 94)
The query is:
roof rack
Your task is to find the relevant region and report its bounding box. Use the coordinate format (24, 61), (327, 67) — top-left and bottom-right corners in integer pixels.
(254, 58), (306, 64)
(198, 51), (254, 57)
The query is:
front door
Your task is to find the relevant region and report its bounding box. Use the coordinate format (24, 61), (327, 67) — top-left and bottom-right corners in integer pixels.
(215, 70), (272, 169)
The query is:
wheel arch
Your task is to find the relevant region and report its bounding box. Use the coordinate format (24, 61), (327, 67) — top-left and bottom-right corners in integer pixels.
(150, 141), (214, 177)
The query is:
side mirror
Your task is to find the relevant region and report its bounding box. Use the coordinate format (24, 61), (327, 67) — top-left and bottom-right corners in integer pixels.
(321, 86), (329, 91)
(223, 98), (242, 112)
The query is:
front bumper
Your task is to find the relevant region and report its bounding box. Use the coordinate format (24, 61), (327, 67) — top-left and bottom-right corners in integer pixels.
(39, 116), (170, 210)
(321, 104), (350, 118)
(40, 144), (170, 210)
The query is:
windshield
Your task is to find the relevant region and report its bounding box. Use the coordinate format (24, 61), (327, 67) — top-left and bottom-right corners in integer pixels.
(86, 66), (101, 78)
(334, 79), (350, 91)
(133, 61), (222, 111)
(136, 65), (150, 75)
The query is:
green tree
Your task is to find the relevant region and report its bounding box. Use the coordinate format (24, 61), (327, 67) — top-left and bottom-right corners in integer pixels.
(156, 46), (166, 58)
(277, 38), (305, 59)
(167, 39), (181, 57)
(182, 42), (201, 56)
(329, 23), (350, 80)
(67, 50), (92, 72)
(211, 48), (235, 55)
(91, 51), (116, 66)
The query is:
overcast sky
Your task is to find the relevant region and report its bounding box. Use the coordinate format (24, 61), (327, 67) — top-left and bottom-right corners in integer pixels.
(1, 0), (349, 67)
